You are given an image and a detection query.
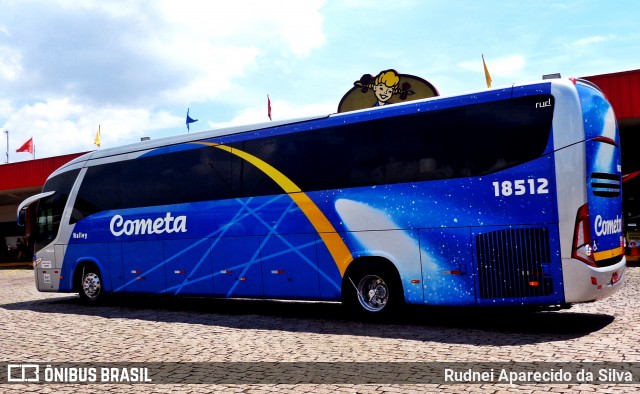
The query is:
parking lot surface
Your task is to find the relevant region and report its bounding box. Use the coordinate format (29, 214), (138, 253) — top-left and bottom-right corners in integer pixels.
(1, 264), (639, 393)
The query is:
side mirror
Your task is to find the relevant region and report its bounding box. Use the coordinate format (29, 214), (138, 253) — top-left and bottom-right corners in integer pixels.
(17, 208), (26, 227)
(17, 191), (55, 227)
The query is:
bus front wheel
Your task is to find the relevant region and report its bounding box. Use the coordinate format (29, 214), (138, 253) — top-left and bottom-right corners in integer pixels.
(78, 266), (104, 303)
(343, 261), (403, 319)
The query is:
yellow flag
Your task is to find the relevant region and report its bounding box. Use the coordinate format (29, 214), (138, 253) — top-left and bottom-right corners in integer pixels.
(94, 125), (101, 148)
(482, 55), (492, 88)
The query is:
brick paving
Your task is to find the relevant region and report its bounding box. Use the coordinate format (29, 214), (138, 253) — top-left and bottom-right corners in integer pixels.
(1, 264), (639, 393)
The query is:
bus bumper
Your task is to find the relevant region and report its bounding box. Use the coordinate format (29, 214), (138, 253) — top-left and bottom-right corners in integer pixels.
(34, 258), (62, 293)
(561, 256), (626, 304)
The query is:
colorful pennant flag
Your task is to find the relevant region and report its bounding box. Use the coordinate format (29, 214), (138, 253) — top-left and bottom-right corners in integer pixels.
(94, 125), (101, 148)
(267, 95), (272, 121)
(482, 54), (492, 88)
(186, 108), (198, 131)
(16, 137), (34, 155)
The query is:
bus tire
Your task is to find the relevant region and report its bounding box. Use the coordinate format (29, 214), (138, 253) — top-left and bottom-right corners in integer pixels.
(78, 265), (105, 304)
(342, 260), (404, 320)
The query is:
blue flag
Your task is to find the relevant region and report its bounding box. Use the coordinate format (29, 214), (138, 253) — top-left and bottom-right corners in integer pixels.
(186, 108), (198, 131)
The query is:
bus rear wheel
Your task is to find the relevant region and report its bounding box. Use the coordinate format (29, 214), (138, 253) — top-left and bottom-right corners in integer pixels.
(343, 261), (403, 319)
(78, 266), (104, 303)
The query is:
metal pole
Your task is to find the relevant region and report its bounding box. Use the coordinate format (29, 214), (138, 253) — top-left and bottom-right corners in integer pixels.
(4, 130), (8, 164)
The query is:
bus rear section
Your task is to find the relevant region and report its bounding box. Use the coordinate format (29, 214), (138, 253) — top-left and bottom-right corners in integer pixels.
(559, 80), (625, 303)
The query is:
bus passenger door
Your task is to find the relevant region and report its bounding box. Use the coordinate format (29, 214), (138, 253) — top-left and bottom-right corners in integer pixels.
(420, 228), (476, 305)
(212, 236), (263, 297)
(120, 241), (166, 294)
(261, 233), (320, 299)
(163, 239), (214, 296)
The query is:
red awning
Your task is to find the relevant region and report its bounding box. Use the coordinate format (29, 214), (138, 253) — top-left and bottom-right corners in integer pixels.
(0, 152), (87, 191)
(583, 69), (640, 120)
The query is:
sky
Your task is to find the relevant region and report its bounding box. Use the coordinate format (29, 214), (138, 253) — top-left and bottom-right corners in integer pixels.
(1, 0), (639, 163)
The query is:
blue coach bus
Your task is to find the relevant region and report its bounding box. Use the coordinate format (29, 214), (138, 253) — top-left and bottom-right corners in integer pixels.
(18, 78), (626, 317)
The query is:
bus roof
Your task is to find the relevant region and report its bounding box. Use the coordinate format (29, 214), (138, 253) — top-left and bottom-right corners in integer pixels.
(61, 115), (328, 170)
(55, 78), (590, 175)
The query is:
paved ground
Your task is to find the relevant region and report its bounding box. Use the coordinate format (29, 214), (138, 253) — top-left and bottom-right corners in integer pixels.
(1, 263), (639, 393)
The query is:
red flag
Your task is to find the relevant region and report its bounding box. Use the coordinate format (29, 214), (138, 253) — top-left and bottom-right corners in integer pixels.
(16, 137), (34, 154)
(267, 95), (272, 121)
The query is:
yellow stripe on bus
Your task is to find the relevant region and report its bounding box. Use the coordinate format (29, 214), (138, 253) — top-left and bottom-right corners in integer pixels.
(191, 141), (353, 276)
(594, 246), (624, 261)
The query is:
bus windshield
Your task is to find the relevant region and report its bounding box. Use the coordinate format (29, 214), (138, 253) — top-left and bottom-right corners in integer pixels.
(32, 169), (79, 253)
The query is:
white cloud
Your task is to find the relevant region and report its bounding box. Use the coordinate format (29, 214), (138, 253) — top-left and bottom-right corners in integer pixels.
(0, 99), (13, 119)
(0, 1), (327, 106)
(4, 98), (183, 162)
(573, 35), (613, 46)
(145, 0), (327, 103)
(0, 0), (330, 159)
(157, 0), (326, 56)
(0, 45), (22, 81)
(155, 44), (262, 104)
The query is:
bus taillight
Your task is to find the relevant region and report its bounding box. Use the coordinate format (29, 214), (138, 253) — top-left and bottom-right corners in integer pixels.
(592, 136), (618, 146)
(572, 203), (597, 267)
(611, 271), (620, 284)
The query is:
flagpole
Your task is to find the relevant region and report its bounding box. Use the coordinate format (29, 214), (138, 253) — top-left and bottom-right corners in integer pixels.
(4, 130), (8, 164)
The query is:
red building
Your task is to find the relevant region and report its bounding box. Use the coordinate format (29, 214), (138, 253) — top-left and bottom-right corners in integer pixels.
(0, 152), (87, 261)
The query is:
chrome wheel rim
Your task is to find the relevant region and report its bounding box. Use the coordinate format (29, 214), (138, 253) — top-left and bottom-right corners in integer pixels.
(356, 274), (389, 312)
(82, 272), (101, 300)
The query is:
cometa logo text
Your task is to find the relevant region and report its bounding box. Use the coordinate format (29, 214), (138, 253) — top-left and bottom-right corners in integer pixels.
(593, 215), (622, 237)
(110, 212), (187, 236)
